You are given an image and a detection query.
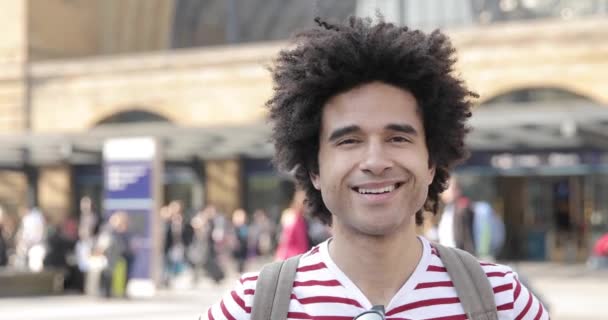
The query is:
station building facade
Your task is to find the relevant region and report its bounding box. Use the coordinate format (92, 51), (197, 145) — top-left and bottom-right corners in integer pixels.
(0, 0), (607, 261)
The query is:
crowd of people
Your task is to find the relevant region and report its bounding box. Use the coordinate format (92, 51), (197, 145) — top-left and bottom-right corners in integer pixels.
(0, 205), (50, 272)
(0, 174), (605, 305)
(430, 175), (506, 260)
(160, 201), (278, 287)
(160, 191), (332, 288)
(0, 191), (333, 298)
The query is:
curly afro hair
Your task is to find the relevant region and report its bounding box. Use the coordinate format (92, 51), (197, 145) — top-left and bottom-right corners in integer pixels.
(267, 16), (476, 226)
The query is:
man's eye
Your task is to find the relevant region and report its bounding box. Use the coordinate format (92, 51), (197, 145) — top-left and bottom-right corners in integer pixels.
(389, 136), (409, 143)
(337, 138), (359, 146)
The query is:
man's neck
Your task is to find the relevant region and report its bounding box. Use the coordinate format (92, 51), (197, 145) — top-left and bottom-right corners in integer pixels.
(328, 222), (423, 307)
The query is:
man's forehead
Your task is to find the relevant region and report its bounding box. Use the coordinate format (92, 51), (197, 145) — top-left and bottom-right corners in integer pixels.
(319, 107), (423, 133)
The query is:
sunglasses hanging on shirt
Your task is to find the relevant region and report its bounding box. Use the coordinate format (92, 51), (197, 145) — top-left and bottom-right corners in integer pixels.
(353, 305), (385, 320)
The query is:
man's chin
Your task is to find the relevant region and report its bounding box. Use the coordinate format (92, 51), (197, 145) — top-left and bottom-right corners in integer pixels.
(354, 221), (408, 238)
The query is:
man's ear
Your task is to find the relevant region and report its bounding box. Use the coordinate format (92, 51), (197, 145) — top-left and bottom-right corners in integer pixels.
(428, 164), (436, 186)
(310, 173), (321, 190)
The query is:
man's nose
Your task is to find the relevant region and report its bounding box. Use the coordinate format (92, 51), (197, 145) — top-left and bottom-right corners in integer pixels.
(358, 141), (392, 175)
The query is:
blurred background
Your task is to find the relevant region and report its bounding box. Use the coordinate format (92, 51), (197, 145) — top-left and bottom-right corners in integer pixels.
(0, 0), (607, 319)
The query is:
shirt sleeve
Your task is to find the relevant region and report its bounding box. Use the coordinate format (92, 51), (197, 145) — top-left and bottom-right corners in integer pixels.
(204, 273), (257, 320)
(509, 270), (550, 320)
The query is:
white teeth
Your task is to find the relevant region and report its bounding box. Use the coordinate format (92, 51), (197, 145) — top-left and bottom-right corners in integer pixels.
(358, 185), (396, 194)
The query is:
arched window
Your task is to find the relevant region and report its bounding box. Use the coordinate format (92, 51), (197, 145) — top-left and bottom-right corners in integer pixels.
(96, 110), (170, 126)
(483, 87), (591, 106)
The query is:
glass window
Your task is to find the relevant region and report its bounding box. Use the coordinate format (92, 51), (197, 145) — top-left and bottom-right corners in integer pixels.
(171, 0), (356, 47)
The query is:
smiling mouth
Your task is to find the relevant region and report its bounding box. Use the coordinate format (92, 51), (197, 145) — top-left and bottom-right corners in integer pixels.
(352, 183), (404, 195)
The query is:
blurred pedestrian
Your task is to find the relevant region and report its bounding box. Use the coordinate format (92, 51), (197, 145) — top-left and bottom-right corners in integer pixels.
(247, 209), (274, 258)
(78, 196), (99, 242)
(438, 176), (505, 259)
(15, 206), (46, 271)
(95, 211), (133, 298)
(75, 196), (100, 293)
(0, 206), (8, 266)
(275, 189), (309, 260)
(472, 201), (505, 260)
(188, 208), (211, 284)
(437, 176), (476, 255)
(588, 232), (608, 270)
(163, 200), (193, 285)
(231, 208), (249, 273)
(44, 215), (81, 291)
(203, 205), (227, 284)
(305, 214), (332, 248)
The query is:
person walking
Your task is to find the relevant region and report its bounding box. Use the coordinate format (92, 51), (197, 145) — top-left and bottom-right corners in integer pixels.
(231, 208), (249, 273)
(0, 206), (9, 267)
(438, 176), (476, 255)
(275, 189), (309, 260)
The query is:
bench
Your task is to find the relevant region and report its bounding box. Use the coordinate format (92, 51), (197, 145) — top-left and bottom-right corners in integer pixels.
(0, 268), (64, 297)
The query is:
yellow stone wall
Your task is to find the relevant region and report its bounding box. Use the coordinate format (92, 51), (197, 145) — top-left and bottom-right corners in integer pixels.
(0, 1), (27, 133)
(24, 18), (608, 135)
(0, 77), (26, 134)
(0, 3), (607, 227)
(0, 0), (27, 65)
(449, 18), (608, 105)
(28, 44), (276, 132)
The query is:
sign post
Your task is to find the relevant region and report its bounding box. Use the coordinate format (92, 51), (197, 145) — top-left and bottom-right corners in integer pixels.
(103, 137), (163, 297)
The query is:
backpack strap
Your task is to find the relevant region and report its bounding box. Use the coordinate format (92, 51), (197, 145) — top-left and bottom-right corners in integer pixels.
(251, 254), (301, 320)
(435, 243), (498, 320)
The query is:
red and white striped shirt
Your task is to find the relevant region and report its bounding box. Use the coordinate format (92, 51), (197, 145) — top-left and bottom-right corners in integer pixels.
(205, 236), (549, 320)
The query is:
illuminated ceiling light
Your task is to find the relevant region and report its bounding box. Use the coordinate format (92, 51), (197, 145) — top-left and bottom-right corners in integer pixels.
(500, 0), (518, 12)
(561, 7), (575, 20)
(521, 0), (539, 9)
(560, 120), (577, 138)
(479, 11), (493, 24)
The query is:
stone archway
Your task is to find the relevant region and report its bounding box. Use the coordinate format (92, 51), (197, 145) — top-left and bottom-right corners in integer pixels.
(475, 82), (608, 107)
(468, 86), (608, 261)
(90, 108), (175, 129)
(480, 86), (598, 106)
(95, 109), (172, 126)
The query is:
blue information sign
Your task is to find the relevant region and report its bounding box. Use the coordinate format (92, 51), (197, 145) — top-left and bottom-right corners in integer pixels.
(103, 138), (162, 296)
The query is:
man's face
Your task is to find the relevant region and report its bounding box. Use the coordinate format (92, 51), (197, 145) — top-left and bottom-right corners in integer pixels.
(80, 197), (92, 213)
(311, 82), (435, 237)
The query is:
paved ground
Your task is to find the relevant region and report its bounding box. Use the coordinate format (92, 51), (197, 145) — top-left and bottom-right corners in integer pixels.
(0, 261), (606, 320)
(514, 262), (608, 320)
(0, 278), (231, 320)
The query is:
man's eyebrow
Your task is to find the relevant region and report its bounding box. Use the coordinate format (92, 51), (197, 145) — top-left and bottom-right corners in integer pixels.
(328, 125), (361, 142)
(386, 123), (418, 136)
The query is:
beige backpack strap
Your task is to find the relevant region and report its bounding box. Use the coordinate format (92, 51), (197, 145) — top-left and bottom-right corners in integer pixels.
(250, 254), (301, 320)
(435, 243), (498, 320)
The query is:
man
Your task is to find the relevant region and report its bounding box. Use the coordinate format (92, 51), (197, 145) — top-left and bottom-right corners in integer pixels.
(96, 211), (133, 297)
(15, 206), (46, 271)
(438, 176), (476, 255)
(163, 200), (193, 284)
(78, 196), (99, 243)
(206, 16), (548, 319)
(76, 197), (99, 278)
(0, 206), (8, 266)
